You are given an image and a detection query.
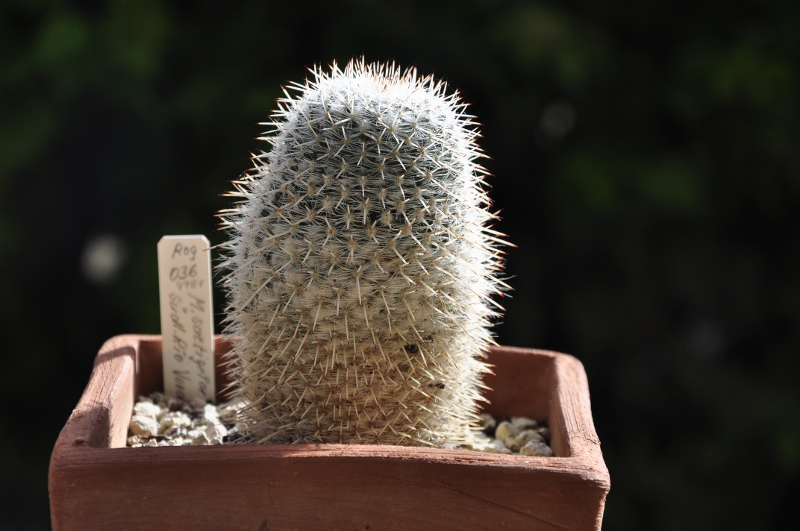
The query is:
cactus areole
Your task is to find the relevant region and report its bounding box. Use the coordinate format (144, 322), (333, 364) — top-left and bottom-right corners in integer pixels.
(220, 60), (508, 447)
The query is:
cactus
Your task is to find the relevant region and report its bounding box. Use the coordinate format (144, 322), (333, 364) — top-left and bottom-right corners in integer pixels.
(219, 59), (507, 447)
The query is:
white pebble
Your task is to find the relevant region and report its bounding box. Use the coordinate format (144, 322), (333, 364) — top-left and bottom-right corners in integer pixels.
(460, 431), (489, 450)
(508, 429), (545, 451)
(481, 440), (513, 454)
(511, 416), (538, 431)
(520, 439), (554, 457)
(186, 426), (214, 446)
(537, 427), (551, 442)
(129, 415), (159, 436)
(203, 403), (220, 423)
(218, 400), (245, 423)
(468, 430), (512, 454)
(190, 397), (207, 412)
(478, 413), (496, 432)
(133, 401), (162, 420)
(159, 411), (192, 430)
(191, 431), (211, 445)
(204, 423), (226, 444)
(494, 421), (520, 447)
(150, 392), (167, 406)
(472, 432), (492, 444)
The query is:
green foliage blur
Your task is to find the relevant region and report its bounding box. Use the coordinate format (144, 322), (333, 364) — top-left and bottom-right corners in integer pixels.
(1, 0), (799, 529)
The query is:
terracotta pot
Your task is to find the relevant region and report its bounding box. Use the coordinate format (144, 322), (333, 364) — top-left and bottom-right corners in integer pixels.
(49, 335), (609, 530)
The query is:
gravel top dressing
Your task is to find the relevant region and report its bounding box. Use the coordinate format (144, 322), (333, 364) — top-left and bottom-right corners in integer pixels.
(127, 393), (553, 457)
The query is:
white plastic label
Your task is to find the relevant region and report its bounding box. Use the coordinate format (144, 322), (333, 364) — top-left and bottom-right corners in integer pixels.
(157, 235), (215, 402)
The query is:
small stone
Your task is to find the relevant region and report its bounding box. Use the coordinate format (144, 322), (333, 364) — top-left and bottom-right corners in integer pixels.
(205, 422), (227, 444)
(494, 421), (520, 448)
(129, 415), (159, 436)
(219, 411), (237, 424)
(537, 426), (551, 442)
(203, 403), (220, 422)
(218, 399), (245, 423)
(468, 432), (494, 451)
(133, 401), (161, 420)
(165, 424), (189, 438)
(127, 435), (142, 446)
(190, 397), (207, 412)
(479, 413), (497, 436)
(191, 431), (211, 445)
(186, 426), (214, 446)
(459, 431), (482, 450)
(468, 429), (512, 454)
(474, 431), (492, 443)
(159, 411), (192, 431)
(150, 392), (167, 405)
(520, 439), (554, 457)
(146, 439), (159, 447)
(508, 429), (545, 451)
(480, 440), (513, 454)
(510, 416), (538, 431)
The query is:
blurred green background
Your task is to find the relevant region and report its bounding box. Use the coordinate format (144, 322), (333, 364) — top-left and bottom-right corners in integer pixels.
(2, 0), (799, 529)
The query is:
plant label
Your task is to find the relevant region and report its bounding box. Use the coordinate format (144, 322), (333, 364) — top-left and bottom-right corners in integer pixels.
(157, 235), (215, 402)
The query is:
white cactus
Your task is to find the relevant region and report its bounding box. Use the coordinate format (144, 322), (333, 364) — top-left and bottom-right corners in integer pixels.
(219, 59), (508, 447)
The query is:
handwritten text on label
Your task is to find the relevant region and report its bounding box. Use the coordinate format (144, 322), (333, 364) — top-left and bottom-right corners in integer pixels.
(157, 235), (215, 402)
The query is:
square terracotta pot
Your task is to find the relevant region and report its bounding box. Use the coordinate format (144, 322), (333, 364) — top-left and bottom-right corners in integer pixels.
(49, 335), (609, 530)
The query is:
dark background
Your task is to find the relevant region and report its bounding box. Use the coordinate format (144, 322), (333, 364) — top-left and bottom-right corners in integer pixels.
(2, 0), (799, 529)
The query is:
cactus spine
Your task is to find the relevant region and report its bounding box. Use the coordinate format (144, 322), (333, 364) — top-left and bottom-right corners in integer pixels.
(220, 60), (506, 447)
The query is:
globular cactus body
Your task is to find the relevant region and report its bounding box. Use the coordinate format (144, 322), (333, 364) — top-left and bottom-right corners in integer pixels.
(220, 60), (506, 447)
